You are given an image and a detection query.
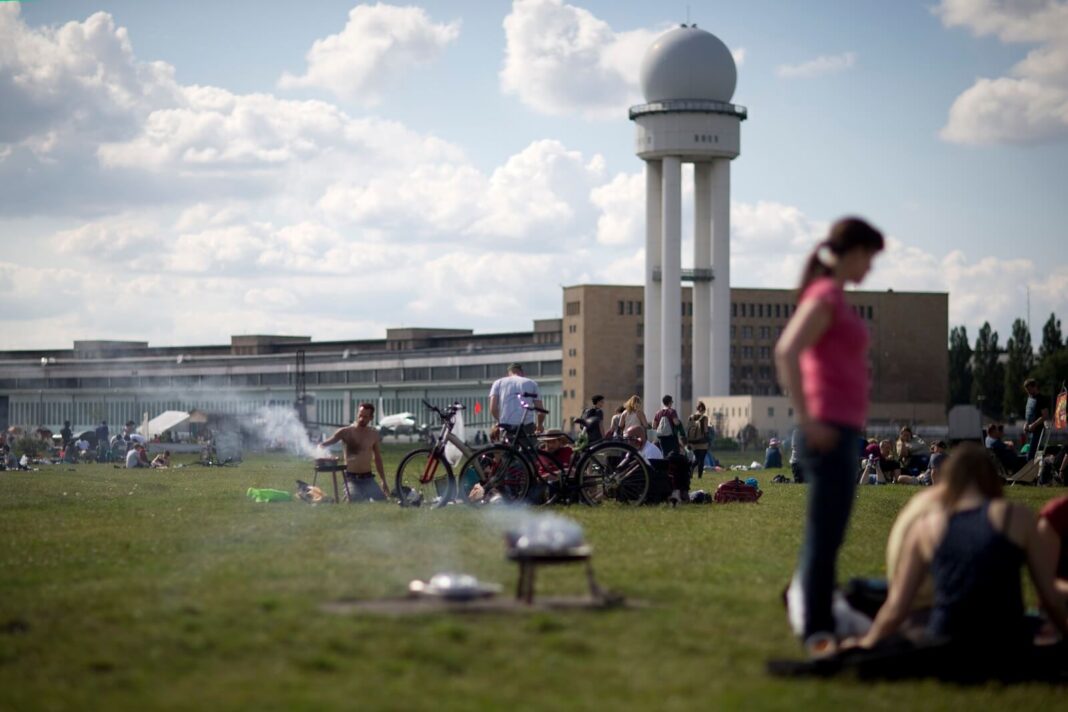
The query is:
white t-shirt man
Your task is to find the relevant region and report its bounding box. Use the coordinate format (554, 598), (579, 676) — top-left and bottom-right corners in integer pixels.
(640, 440), (664, 463)
(125, 448), (143, 468)
(489, 366), (542, 428)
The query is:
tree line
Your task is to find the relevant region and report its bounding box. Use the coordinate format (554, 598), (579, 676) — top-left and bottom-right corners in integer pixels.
(948, 312), (1067, 420)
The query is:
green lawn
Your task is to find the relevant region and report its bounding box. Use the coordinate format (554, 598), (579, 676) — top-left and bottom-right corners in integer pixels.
(0, 446), (1064, 710)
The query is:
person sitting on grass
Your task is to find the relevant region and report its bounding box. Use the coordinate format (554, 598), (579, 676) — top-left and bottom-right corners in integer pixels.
(895, 441), (946, 486)
(854, 443), (1068, 664)
(985, 423), (1026, 474)
(875, 440), (902, 483)
(151, 450), (171, 468)
(896, 426), (927, 475)
(625, 424), (690, 505)
(125, 444), (149, 469)
(624, 424), (662, 463)
(764, 438), (784, 469)
(536, 430), (573, 476)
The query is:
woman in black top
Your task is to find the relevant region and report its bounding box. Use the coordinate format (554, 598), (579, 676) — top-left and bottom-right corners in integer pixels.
(858, 443), (1068, 657)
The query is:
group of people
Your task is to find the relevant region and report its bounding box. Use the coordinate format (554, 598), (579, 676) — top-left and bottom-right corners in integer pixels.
(859, 429), (947, 486)
(577, 393), (716, 479)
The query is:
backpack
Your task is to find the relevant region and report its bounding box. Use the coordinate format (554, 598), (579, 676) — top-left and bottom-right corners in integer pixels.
(712, 477), (762, 503)
(686, 416), (704, 443)
(656, 410), (674, 437)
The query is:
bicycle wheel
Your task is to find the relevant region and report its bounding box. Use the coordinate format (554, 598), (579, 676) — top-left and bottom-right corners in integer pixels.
(395, 447), (455, 508)
(576, 441), (650, 505)
(456, 445), (533, 504)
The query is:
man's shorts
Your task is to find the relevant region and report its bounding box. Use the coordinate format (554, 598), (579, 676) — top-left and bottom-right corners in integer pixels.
(343, 472), (387, 502)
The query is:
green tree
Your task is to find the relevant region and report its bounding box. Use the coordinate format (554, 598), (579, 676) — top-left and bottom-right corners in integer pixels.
(971, 322), (1004, 419)
(1030, 349), (1068, 400)
(1002, 318), (1034, 419)
(948, 325), (972, 407)
(1039, 312), (1063, 361)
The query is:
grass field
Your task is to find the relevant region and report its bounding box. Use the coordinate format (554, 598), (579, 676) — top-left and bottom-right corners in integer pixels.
(1, 445), (1065, 711)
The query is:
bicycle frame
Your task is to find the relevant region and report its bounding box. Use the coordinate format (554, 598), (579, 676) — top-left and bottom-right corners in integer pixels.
(415, 401), (473, 484)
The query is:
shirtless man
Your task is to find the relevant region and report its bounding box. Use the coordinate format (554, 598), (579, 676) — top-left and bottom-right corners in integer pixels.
(321, 403), (389, 502)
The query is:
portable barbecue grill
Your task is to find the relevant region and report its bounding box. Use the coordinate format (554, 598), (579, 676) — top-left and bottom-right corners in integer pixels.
(504, 521), (605, 604)
(313, 457), (346, 503)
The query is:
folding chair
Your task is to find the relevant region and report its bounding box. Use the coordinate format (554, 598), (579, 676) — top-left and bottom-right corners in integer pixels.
(1006, 424), (1050, 485)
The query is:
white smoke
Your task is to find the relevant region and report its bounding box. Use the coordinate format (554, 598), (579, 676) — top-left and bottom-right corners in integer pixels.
(247, 405), (328, 459)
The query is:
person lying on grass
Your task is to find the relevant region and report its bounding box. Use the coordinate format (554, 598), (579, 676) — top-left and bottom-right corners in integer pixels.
(851, 443), (1068, 659)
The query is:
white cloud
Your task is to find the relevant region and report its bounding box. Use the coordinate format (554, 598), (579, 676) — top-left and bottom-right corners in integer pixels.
(936, 0), (1068, 144)
(776, 52), (856, 79)
(0, 5), (180, 145)
(590, 172), (644, 246)
(278, 3), (460, 104)
(500, 0), (659, 118)
(470, 140), (605, 240)
(53, 215), (161, 257)
(1, 4), (1060, 352)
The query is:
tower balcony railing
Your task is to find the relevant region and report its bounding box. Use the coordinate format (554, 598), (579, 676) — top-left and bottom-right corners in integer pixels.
(652, 267), (715, 283)
(629, 99), (748, 121)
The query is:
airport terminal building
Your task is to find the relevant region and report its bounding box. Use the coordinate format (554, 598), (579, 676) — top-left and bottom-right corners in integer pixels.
(0, 323), (564, 436)
(0, 285), (947, 439)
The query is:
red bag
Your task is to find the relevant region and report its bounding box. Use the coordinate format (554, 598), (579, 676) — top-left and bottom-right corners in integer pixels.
(713, 477), (762, 503)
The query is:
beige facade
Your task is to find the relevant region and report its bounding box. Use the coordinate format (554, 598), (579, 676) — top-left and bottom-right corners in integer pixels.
(561, 284), (949, 430)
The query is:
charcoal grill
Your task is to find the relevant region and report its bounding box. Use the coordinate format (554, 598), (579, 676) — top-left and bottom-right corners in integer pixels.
(505, 538), (604, 604)
(313, 457), (346, 503)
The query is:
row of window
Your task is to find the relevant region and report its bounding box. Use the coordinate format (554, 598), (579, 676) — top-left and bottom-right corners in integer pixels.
(715, 405), (795, 419)
(733, 325), (784, 341)
(731, 365), (775, 379)
(733, 345), (773, 360)
(0, 361), (564, 392)
(569, 298), (875, 322)
(733, 302), (876, 321)
(619, 301), (700, 317)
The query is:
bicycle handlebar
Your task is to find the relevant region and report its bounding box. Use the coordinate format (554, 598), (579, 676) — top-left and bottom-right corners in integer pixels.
(422, 399), (465, 420)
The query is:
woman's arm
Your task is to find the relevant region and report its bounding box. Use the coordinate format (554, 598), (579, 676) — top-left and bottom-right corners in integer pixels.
(1037, 518), (1068, 597)
(859, 516), (932, 647)
(1022, 507), (1068, 637)
(639, 411), (650, 428)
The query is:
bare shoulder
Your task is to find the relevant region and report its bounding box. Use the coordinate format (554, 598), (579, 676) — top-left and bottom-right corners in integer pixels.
(914, 509), (948, 560)
(989, 499), (1036, 547)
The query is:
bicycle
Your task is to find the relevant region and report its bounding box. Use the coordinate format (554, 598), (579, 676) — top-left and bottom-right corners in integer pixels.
(394, 400), (471, 508)
(455, 403), (652, 506)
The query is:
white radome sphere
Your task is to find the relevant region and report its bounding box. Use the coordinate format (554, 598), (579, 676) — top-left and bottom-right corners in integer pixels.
(639, 25), (737, 103)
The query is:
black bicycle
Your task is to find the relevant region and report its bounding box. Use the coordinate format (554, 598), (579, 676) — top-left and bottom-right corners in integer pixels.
(455, 403), (651, 506)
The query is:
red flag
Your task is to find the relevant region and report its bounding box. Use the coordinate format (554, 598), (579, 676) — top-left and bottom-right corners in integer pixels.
(474, 401), (482, 414)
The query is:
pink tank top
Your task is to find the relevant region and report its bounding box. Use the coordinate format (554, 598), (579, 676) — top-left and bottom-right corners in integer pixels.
(798, 277), (870, 430)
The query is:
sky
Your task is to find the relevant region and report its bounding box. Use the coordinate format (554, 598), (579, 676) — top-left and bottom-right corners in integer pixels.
(1, 0), (1066, 350)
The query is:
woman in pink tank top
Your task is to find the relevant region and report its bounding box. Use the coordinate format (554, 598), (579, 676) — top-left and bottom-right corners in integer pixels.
(774, 217), (884, 658)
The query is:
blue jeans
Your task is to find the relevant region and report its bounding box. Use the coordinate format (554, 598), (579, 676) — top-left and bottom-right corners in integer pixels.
(796, 423), (860, 639)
